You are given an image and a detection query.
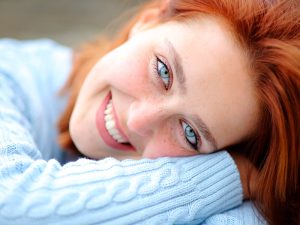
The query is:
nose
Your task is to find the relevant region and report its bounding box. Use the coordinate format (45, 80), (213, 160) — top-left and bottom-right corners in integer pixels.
(126, 100), (166, 137)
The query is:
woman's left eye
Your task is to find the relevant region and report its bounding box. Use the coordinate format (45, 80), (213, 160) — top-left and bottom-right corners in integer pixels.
(156, 57), (172, 90)
(181, 120), (199, 151)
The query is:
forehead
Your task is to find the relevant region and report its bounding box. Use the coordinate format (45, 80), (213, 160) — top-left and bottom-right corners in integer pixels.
(158, 17), (259, 148)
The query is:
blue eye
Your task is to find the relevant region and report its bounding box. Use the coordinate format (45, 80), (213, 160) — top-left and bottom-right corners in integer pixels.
(157, 57), (171, 90)
(181, 120), (199, 151)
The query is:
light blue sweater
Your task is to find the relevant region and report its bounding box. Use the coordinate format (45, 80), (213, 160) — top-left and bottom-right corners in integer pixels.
(0, 39), (266, 225)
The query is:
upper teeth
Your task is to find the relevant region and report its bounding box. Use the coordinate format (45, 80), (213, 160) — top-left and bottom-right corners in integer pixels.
(104, 100), (127, 143)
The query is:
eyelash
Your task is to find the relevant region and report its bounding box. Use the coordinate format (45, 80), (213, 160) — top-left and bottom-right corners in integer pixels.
(152, 55), (200, 152)
(180, 119), (201, 151)
(153, 55), (173, 90)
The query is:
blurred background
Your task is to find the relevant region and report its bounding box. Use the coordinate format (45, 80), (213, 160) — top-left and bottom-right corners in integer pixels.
(0, 0), (146, 47)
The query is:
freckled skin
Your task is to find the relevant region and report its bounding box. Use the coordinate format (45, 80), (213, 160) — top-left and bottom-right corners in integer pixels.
(70, 17), (259, 160)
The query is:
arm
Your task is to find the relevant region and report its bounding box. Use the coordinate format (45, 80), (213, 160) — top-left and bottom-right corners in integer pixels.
(200, 155), (264, 225)
(0, 39), (243, 225)
(0, 116), (242, 225)
(202, 201), (266, 225)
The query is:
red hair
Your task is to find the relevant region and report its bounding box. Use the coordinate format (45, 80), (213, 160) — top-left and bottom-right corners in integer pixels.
(58, 1), (300, 224)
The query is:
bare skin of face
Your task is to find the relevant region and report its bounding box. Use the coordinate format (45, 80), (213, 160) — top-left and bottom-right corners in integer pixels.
(70, 16), (259, 160)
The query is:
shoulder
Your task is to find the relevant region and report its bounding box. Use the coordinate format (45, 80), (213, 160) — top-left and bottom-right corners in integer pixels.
(0, 38), (72, 115)
(0, 38), (71, 67)
(0, 38), (72, 82)
(0, 38), (70, 53)
(0, 38), (72, 92)
(0, 38), (73, 161)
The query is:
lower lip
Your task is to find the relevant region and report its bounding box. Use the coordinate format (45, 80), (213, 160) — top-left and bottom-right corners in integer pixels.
(95, 92), (135, 152)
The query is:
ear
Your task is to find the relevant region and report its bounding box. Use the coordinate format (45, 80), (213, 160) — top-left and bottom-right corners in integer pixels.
(129, 8), (162, 37)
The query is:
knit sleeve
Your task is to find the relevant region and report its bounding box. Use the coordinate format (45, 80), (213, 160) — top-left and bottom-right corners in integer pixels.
(202, 201), (267, 225)
(0, 40), (243, 225)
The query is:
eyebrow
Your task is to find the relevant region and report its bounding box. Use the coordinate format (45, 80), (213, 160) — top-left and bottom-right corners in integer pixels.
(164, 39), (218, 150)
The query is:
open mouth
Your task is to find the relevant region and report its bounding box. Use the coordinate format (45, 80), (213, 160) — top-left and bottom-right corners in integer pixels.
(104, 98), (129, 144)
(96, 91), (135, 152)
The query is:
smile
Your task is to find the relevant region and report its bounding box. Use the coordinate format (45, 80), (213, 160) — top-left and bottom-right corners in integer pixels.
(104, 99), (127, 143)
(96, 91), (135, 152)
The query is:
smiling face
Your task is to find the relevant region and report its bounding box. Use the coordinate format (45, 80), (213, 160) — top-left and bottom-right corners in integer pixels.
(70, 16), (259, 160)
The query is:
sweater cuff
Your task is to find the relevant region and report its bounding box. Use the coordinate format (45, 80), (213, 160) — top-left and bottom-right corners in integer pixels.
(170, 150), (244, 222)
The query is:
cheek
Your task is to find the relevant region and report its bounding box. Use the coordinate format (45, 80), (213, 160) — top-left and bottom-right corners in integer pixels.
(101, 43), (152, 96)
(142, 137), (197, 159)
(141, 121), (198, 159)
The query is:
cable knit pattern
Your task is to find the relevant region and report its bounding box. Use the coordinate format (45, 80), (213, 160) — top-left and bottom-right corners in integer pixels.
(203, 202), (266, 225)
(0, 39), (265, 225)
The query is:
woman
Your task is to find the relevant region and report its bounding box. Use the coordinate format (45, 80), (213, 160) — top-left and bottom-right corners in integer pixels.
(0, 37), (250, 225)
(59, 0), (299, 224)
(0, 0), (298, 225)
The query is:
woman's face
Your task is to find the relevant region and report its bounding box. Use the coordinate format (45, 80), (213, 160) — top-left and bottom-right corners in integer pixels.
(70, 16), (259, 160)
